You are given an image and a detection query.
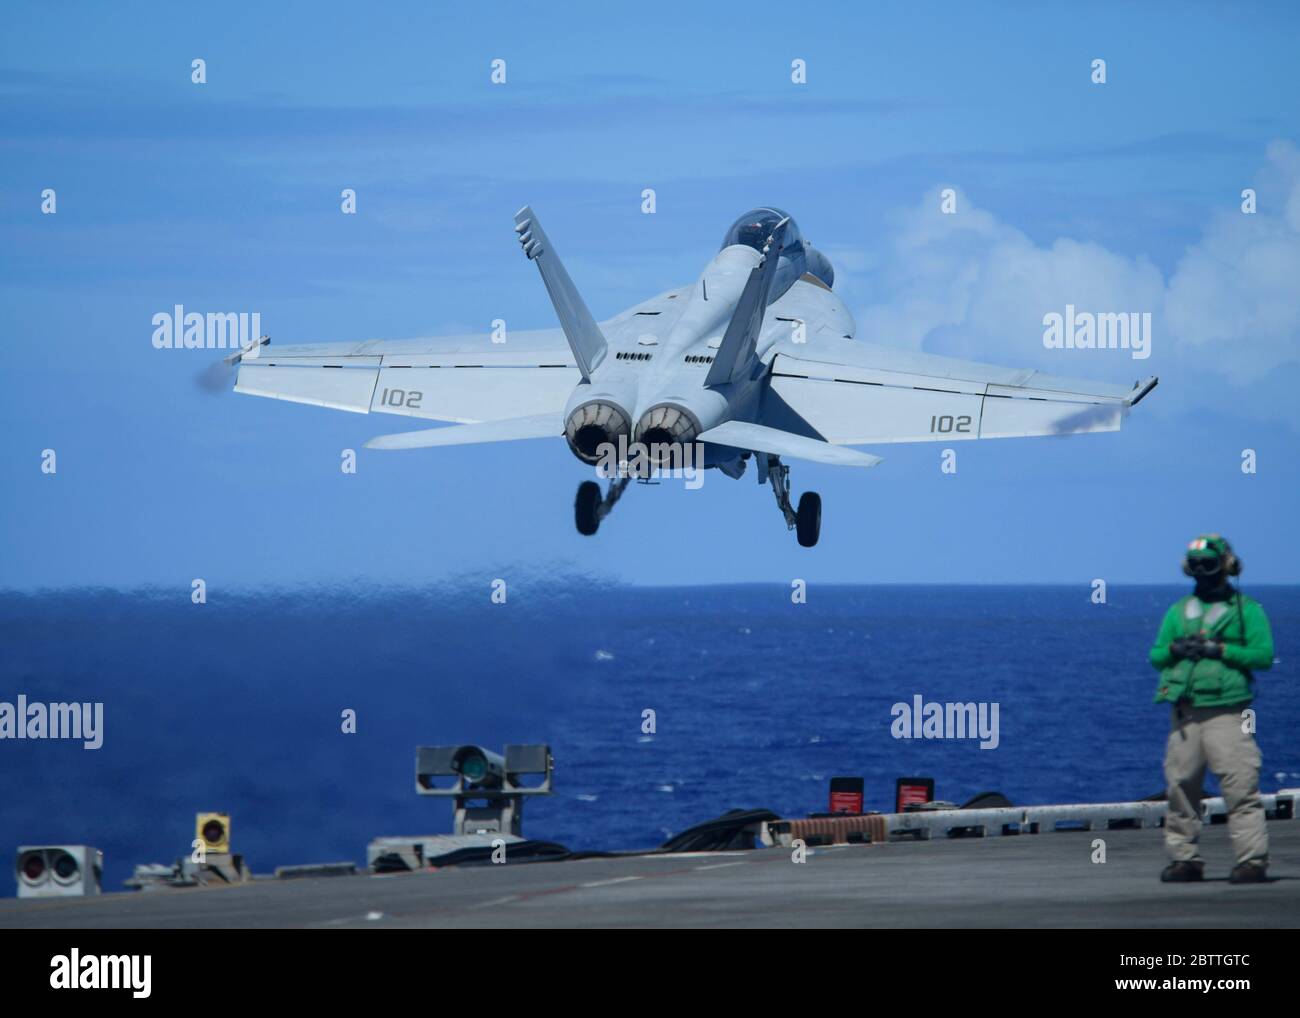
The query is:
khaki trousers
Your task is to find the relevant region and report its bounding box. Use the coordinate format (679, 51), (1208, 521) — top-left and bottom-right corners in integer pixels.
(1164, 704), (1267, 866)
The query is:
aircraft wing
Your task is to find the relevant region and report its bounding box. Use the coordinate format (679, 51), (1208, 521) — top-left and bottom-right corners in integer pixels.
(764, 341), (1156, 445)
(232, 330), (581, 425)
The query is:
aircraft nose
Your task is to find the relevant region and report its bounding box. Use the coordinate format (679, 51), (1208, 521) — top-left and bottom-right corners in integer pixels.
(634, 404), (701, 465)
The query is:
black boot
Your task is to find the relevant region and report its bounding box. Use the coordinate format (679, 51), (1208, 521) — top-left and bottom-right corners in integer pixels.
(1229, 861), (1267, 884)
(1160, 860), (1204, 882)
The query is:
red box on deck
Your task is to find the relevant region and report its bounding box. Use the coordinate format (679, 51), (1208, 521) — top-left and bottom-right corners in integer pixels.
(829, 776), (864, 814)
(895, 776), (935, 813)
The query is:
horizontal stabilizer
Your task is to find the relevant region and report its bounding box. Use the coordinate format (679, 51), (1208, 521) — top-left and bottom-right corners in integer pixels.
(698, 420), (882, 468)
(364, 413), (562, 451)
(514, 206), (607, 381)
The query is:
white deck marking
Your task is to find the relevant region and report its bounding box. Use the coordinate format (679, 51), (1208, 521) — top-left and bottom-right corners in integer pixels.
(580, 876), (644, 888)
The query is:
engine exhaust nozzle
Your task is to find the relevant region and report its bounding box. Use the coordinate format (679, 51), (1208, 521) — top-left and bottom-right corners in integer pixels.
(564, 400), (632, 465)
(634, 404), (701, 466)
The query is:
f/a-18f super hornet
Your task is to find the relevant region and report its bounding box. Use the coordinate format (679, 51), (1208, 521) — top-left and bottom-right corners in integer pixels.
(228, 207), (1157, 546)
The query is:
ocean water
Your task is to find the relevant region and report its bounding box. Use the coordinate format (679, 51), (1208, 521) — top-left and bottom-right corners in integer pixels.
(1, 583), (1295, 896)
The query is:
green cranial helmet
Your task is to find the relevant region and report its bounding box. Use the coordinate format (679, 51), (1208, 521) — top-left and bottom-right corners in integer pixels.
(1183, 534), (1241, 576)
(1187, 535), (1227, 559)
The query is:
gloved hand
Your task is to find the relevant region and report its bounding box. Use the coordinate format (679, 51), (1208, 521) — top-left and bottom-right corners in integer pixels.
(1171, 637), (1202, 661)
(1200, 640), (1224, 660)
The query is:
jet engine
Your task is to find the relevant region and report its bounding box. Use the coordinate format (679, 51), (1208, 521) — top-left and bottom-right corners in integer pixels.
(564, 400), (632, 464)
(634, 403), (702, 465)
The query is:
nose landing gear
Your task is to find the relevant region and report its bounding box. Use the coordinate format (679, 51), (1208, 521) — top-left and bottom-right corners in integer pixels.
(760, 455), (821, 547)
(574, 475), (632, 536)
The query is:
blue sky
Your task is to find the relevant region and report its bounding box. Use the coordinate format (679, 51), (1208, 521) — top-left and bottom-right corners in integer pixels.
(2, 1), (1298, 588)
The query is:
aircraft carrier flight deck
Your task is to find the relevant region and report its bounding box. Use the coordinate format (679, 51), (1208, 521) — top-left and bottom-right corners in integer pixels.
(6, 812), (1296, 930)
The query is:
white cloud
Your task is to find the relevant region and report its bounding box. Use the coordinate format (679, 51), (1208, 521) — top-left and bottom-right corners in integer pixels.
(854, 142), (1300, 390)
(854, 191), (1163, 367)
(1165, 140), (1300, 383)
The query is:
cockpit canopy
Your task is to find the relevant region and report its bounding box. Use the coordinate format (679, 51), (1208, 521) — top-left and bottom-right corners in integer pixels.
(719, 207), (827, 300)
(719, 208), (803, 254)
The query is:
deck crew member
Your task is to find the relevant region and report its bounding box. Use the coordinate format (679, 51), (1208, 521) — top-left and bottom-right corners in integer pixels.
(1149, 534), (1275, 884)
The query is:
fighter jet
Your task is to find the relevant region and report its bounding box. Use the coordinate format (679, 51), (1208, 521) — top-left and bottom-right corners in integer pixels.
(229, 206), (1157, 546)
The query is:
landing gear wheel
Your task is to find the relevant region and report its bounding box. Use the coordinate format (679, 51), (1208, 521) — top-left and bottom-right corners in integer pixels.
(574, 475), (633, 536)
(575, 481), (601, 536)
(763, 456), (818, 546)
(796, 491), (821, 547)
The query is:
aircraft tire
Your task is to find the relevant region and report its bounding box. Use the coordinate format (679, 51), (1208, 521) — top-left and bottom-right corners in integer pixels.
(575, 481), (602, 536)
(796, 491), (821, 547)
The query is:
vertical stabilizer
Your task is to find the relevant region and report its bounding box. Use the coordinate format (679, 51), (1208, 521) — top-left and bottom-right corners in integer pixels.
(705, 216), (789, 387)
(514, 206), (608, 381)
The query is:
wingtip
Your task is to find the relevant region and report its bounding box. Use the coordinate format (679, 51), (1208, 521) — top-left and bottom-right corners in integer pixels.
(1129, 375), (1159, 407)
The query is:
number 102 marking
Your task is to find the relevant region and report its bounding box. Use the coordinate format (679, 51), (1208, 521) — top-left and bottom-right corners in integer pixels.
(380, 388), (423, 409)
(930, 414), (972, 434)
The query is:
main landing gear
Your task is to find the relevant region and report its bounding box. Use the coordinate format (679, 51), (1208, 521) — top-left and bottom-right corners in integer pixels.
(574, 456), (821, 547)
(760, 455), (821, 547)
(574, 476), (632, 536)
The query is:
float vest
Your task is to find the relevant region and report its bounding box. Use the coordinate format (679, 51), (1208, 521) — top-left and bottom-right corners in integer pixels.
(1150, 592), (1274, 708)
